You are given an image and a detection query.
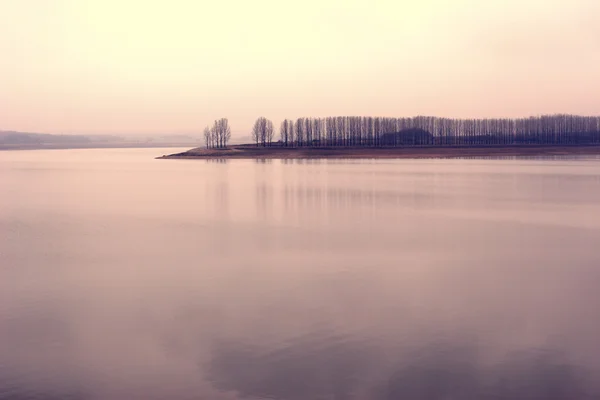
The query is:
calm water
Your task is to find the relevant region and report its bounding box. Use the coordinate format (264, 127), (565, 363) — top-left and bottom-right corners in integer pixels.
(2, 148), (600, 400)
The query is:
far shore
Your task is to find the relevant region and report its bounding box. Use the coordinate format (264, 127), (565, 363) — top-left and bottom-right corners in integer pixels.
(158, 144), (600, 160)
(0, 142), (200, 151)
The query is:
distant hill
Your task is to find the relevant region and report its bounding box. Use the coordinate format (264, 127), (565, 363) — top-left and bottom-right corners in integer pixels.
(231, 134), (252, 145)
(0, 131), (98, 145)
(0, 131), (202, 149)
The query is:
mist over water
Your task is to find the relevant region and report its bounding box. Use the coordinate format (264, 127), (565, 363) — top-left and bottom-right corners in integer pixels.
(1, 148), (600, 399)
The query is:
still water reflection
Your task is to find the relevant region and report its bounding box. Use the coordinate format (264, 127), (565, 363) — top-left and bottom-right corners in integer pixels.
(1, 148), (600, 399)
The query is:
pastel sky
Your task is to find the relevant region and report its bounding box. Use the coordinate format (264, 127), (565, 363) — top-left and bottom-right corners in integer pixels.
(1, 0), (599, 136)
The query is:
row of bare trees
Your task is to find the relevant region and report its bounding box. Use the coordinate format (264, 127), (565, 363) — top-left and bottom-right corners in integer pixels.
(251, 115), (600, 147)
(203, 118), (231, 149)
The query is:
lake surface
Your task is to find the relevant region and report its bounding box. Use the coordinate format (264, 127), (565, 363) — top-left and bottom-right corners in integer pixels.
(2, 148), (600, 400)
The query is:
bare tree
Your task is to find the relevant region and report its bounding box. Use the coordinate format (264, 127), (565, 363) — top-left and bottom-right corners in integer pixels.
(279, 120), (289, 147)
(288, 120), (295, 147)
(223, 118), (231, 147)
(210, 123), (218, 148)
(252, 119), (261, 147)
(265, 119), (274, 146)
(295, 118), (304, 146)
(203, 126), (212, 149)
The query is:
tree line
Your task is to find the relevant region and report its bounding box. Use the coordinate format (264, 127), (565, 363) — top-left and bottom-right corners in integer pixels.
(257, 114), (600, 147)
(203, 115), (600, 148)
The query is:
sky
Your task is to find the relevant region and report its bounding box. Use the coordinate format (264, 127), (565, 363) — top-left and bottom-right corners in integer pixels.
(1, 0), (599, 136)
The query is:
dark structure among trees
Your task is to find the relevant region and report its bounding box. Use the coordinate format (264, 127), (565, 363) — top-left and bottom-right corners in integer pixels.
(381, 128), (434, 146)
(251, 114), (600, 148)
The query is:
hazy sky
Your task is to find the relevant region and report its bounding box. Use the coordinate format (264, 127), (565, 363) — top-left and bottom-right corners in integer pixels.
(1, 0), (599, 136)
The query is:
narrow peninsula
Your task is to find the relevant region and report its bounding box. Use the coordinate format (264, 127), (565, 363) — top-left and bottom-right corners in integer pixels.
(159, 144), (600, 160)
(160, 114), (600, 159)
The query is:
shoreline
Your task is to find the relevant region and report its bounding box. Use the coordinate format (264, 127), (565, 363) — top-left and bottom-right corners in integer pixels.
(158, 144), (600, 160)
